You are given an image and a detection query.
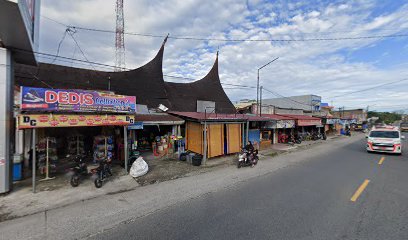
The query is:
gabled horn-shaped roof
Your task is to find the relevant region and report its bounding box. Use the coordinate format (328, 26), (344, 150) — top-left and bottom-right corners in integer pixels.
(15, 37), (172, 109)
(164, 52), (235, 113)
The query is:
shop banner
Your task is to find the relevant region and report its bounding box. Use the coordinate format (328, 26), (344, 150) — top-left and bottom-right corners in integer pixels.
(297, 119), (322, 126)
(20, 87), (136, 113)
(18, 114), (135, 129)
(326, 118), (339, 125)
(276, 120), (295, 129)
(262, 120), (295, 129)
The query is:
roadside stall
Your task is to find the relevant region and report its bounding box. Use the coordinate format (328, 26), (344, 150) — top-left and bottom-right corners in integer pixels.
(170, 112), (247, 164)
(261, 114), (296, 145)
(278, 114), (322, 140)
(17, 86), (136, 192)
(242, 114), (275, 150)
(322, 117), (339, 135)
(128, 113), (185, 160)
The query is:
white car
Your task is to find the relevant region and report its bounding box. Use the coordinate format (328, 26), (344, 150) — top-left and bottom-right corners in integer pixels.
(366, 126), (404, 155)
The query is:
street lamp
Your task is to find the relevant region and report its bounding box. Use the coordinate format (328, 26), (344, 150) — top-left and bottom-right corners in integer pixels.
(257, 57), (279, 116)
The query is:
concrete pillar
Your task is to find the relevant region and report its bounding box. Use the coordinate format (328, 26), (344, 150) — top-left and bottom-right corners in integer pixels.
(124, 126), (128, 172)
(0, 48), (13, 194)
(202, 122), (207, 165)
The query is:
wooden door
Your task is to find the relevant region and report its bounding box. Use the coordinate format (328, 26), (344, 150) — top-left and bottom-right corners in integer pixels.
(186, 121), (203, 154)
(226, 123), (242, 154)
(207, 124), (224, 158)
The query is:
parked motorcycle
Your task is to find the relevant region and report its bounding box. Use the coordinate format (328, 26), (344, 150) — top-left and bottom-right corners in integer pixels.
(288, 134), (302, 145)
(70, 155), (88, 187)
(294, 135), (302, 144)
(237, 149), (259, 168)
(311, 132), (320, 141)
(92, 157), (112, 188)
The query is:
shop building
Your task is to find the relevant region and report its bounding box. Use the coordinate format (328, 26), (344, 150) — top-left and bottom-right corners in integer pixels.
(169, 112), (247, 163)
(0, 0), (41, 193)
(277, 114), (322, 138)
(257, 114), (296, 146)
(16, 86), (137, 192)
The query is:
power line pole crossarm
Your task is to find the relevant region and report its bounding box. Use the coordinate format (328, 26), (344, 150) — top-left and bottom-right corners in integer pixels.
(256, 57), (279, 116)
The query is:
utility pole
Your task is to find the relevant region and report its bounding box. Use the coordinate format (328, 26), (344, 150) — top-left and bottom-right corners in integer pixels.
(256, 57), (279, 116)
(260, 86), (263, 116)
(115, 0), (125, 71)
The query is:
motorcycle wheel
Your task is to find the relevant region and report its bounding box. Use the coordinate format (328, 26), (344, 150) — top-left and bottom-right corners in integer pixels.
(94, 178), (103, 188)
(70, 175), (80, 187)
(237, 161), (242, 168)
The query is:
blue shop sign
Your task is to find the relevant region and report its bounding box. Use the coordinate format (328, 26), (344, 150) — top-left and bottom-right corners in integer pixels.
(128, 122), (143, 130)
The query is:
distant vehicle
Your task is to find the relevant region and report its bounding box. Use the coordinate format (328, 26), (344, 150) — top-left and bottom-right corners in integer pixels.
(366, 126), (404, 155)
(400, 122), (408, 132)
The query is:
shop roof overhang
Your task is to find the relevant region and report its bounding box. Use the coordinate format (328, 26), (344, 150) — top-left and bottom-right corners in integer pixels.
(0, 0), (37, 65)
(169, 111), (247, 123)
(134, 113), (184, 125)
(277, 114), (322, 126)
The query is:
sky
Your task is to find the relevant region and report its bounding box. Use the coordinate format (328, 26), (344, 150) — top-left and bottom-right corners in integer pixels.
(38, 0), (408, 112)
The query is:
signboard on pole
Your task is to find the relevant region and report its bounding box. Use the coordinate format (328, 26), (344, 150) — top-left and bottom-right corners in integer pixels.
(17, 114), (135, 129)
(20, 87), (136, 113)
(128, 122), (144, 130)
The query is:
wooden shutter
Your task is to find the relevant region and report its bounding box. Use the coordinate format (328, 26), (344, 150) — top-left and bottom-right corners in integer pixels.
(207, 124), (224, 158)
(186, 121), (203, 154)
(227, 123), (242, 154)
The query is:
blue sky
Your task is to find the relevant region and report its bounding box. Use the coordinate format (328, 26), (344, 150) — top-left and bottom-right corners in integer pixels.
(39, 0), (408, 112)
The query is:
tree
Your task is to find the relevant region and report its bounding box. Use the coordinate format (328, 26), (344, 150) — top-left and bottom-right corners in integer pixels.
(367, 111), (402, 124)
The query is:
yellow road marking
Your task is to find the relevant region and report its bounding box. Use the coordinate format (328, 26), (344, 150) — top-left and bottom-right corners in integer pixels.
(350, 179), (370, 202)
(378, 156), (385, 165)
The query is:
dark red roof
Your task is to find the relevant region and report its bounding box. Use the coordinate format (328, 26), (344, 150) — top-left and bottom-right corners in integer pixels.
(169, 111), (248, 121)
(134, 113), (184, 122)
(259, 114), (295, 120)
(169, 112), (297, 122)
(276, 114), (321, 121)
(164, 53), (235, 114)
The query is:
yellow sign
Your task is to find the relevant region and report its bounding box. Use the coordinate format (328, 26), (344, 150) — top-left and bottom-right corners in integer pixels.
(18, 114), (135, 129)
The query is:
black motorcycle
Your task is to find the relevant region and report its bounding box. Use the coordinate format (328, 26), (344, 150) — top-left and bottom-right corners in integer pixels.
(237, 149), (259, 168)
(288, 134), (302, 145)
(92, 158), (112, 188)
(70, 155), (88, 187)
(295, 135), (302, 144)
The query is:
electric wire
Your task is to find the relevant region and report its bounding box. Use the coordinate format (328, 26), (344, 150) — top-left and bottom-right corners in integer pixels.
(69, 26), (408, 42)
(330, 77), (408, 98)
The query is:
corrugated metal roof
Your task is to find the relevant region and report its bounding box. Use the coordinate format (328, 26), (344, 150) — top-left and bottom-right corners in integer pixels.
(169, 111), (247, 121)
(134, 113), (184, 122)
(276, 114), (321, 120)
(169, 112), (295, 122)
(258, 114), (295, 120)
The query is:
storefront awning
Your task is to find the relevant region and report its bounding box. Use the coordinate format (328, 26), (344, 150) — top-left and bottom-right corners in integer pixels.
(134, 113), (184, 125)
(169, 111), (247, 122)
(17, 114), (135, 129)
(277, 114), (322, 127)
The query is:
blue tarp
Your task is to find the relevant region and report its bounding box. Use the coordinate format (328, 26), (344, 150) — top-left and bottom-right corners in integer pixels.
(248, 129), (260, 144)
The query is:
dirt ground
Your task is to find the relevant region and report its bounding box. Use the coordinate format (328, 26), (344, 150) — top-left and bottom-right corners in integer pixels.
(135, 154), (237, 186)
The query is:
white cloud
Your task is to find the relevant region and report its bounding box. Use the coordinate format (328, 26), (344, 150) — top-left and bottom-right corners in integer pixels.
(38, 0), (408, 112)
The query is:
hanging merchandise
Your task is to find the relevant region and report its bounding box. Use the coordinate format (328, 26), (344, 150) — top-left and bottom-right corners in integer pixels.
(67, 135), (85, 155)
(37, 137), (58, 179)
(93, 135), (115, 162)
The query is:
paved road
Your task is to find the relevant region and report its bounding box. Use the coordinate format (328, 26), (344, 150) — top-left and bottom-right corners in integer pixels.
(89, 134), (408, 240)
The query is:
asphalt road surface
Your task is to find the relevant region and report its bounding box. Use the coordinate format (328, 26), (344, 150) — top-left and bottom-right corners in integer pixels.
(89, 134), (408, 240)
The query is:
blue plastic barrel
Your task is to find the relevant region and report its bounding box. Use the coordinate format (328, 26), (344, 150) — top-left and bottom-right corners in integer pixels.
(13, 163), (22, 181)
